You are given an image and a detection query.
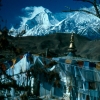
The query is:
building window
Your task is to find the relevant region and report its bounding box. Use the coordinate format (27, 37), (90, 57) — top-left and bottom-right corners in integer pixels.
(89, 82), (96, 90)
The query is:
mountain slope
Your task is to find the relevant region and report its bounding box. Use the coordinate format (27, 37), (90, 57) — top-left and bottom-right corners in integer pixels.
(8, 6), (100, 39)
(1, 33), (100, 61)
(9, 6), (59, 37)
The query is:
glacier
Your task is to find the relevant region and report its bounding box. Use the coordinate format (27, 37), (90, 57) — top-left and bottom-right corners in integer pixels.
(8, 6), (100, 39)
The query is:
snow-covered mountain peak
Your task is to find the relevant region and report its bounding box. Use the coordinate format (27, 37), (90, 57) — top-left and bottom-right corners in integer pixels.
(10, 6), (59, 36)
(52, 11), (100, 38)
(20, 6), (52, 26)
(9, 6), (100, 39)
(21, 6), (51, 18)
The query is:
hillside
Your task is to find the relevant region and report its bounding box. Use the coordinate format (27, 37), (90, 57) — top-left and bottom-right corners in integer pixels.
(1, 33), (100, 61)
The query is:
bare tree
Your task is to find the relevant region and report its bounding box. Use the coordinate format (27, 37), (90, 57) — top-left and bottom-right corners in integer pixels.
(63, 0), (100, 18)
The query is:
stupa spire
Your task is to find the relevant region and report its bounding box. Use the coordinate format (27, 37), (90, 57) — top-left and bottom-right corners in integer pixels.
(67, 33), (77, 56)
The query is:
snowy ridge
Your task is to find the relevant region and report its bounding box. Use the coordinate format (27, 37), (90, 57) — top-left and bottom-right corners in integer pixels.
(9, 6), (100, 39)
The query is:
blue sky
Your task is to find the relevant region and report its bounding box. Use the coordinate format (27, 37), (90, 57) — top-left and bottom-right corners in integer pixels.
(0, 0), (91, 29)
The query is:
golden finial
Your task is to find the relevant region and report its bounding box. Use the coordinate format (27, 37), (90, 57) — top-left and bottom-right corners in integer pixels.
(67, 33), (77, 55)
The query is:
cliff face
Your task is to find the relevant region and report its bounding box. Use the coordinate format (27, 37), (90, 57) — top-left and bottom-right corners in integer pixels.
(0, 33), (100, 61)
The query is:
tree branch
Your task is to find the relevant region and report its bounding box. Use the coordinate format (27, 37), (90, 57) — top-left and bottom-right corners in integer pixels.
(84, 0), (95, 5)
(63, 9), (98, 17)
(74, 0), (94, 5)
(65, 0), (100, 18)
